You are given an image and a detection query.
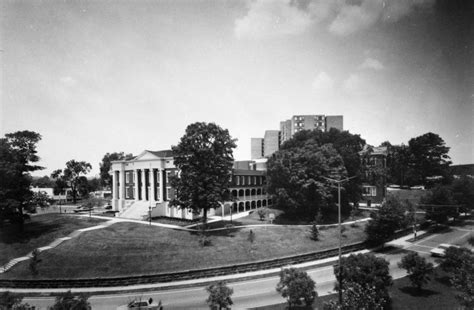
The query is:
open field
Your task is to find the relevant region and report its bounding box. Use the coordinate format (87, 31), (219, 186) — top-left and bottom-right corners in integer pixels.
(0, 221), (367, 279)
(0, 214), (105, 265)
(253, 268), (462, 310)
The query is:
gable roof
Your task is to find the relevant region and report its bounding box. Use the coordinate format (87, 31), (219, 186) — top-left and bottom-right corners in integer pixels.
(132, 149), (174, 161)
(148, 150), (174, 158)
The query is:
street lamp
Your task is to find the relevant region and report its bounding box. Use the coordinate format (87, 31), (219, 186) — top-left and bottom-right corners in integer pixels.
(323, 175), (357, 306)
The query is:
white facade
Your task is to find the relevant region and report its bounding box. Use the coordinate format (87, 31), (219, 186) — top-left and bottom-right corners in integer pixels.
(110, 150), (210, 220)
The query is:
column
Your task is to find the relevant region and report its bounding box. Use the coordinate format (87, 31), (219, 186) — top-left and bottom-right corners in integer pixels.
(151, 169), (157, 203)
(133, 169), (139, 201)
(112, 171), (117, 200)
(141, 169), (147, 201)
(159, 169), (164, 202)
(121, 169), (126, 200)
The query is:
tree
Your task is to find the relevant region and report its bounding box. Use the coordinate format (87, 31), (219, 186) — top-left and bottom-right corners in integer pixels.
(365, 196), (410, 245)
(99, 152), (133, 190)
(0, 291), (32, 310)
(309, 222), (319, 241)
(441, 247), (474, 308)
(279, 128), (365, 208)
(29, 248), (41, 276)
(31, 175), (55, 188)
(408, 132), (451, 185)
(323, 282), (387, 310)
(421, 184), (459, 225)
(384, 143), (418, 186)
(170, 122), (236, 223)
(0, 131), (43, 230)
(267, 143), (347, 220)
(276, 267), (317, 308)
(398, 252), (434, 291)
(450, 176), (474, 214)
(50, 291), (91, 310)
(205, 281), (233, 310)
(335, 253), (392, 308)
(52, 160), (92, 204)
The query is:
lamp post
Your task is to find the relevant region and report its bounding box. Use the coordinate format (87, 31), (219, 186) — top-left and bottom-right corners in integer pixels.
(323, 175), (357, 306)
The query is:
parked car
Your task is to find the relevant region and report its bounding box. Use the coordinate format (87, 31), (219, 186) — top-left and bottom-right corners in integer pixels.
(73, 205), (93, 213)
(430, 243), (460, 257)
(117, 299), (161, 310)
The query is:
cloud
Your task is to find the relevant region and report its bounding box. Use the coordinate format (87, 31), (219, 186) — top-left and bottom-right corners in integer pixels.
(312, 71), (334, 91)
(234, 0), (435, 38)
(235, 0), (313, 39)
(359, 57), (384, 70)
(328, 0), (383, 36)
(343, 73), (365, 93)
(328, 0), (435, 36)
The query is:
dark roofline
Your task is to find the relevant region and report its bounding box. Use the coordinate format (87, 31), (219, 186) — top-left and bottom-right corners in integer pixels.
(146, 149), (174, 158)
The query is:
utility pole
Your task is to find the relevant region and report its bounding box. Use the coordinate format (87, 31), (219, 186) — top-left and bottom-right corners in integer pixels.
(323, 175), (357, 306)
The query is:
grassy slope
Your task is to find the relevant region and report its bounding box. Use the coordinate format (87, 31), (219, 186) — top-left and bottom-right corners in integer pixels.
(0, 214), (105, 265)
(0, 221), (367, 279)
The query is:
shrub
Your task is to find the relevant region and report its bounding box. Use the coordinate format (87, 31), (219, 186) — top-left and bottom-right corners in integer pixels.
(309, 223), (319, 241)
(29, 249), (41, 276)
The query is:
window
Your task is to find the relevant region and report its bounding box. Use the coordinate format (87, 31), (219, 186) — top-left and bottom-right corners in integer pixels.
(166, 171), (171, 183)
(125, 171), (131, 183)
(362, 186), (377, 197)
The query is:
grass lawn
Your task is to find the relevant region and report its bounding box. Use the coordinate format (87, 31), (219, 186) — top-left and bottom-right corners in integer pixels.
(253, 269), (462, 310)
(0, 214), (105, 265)
(0, 221), (367, 279)
(202, 208), (371, 230)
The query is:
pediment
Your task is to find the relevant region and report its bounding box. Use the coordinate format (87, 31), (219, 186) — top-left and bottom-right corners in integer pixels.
(134, 150), (161, 161)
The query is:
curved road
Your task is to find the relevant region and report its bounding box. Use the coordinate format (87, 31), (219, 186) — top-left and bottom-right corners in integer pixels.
(22, 224), (473, 309)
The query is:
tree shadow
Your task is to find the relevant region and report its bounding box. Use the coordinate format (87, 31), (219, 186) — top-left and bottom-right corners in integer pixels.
(0, 221), (62, 244)
(435, 275), (452, 286)
(373, 246), (410, 255)
(399, 286), (440, 297)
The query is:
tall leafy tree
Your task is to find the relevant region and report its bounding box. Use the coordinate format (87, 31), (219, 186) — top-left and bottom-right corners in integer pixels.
(53, 160), (92, 204)
(421, 184), (459, 225)
(335, 253), (393, 308)
(408, 132), (451, 185)
(276, 267), (317, 308)
(267, 143), (347, 220)
(323, 283), (387, 310)
(0, 131), (43, 230)
(99, 152), (133, 189)
(31, 175), (55, 188)
(170, 122), (236, 223)
(278, 128), (365, 208)
(365, 196), (410, 245)
(441, 247), (474, 308)
(50, 291), (91, 310)
(398, 252), (434, 291)
(205, 281), (234, 310)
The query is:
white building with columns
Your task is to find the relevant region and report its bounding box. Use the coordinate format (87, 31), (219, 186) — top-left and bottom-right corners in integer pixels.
(110, 149), (271, 220)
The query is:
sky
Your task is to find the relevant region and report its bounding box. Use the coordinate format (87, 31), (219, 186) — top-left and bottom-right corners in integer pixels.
(1, 0), (472, 177)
